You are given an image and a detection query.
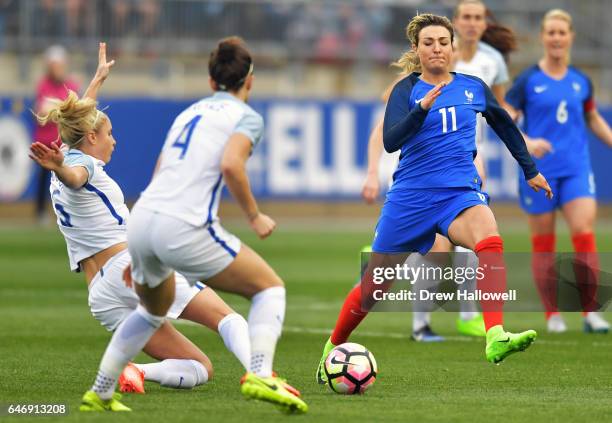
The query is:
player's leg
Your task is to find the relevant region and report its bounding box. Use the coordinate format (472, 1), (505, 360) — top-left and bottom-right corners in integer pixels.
(204, 244), (306, 412)
(521, 176), (562, 330)
(179, 286), (251, 370)
(410, 235), (449, 342)
(447, 203), (537, 364)
(561, 195), (609, 333)
(126, 321), (212, 391)
(81, 274), (175, 411)
(454, 244), (486, 336)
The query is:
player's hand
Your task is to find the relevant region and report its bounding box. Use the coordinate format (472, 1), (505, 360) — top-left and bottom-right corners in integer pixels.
(249, 213), (276, 239)
(361, 173), (380, 204)
(419, 82), (446, 110)
(526, 138), (553, 158)
(527, 173), (553, 199)
(123, 264), (132, 288)
(29, 142), (64, 171)
(94, 42), (115, 82)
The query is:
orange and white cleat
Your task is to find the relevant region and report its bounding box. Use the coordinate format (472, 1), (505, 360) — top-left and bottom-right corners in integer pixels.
(240, 371), (301, 398)
(119, 363), (145, 394)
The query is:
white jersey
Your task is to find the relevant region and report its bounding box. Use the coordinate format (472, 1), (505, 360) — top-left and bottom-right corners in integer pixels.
(136, 92), (263, 227)
(454, 41), (509, 88)
(50, 149), (129, 271)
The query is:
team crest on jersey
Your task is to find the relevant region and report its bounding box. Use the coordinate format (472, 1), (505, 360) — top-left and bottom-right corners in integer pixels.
(572, 82), (581, 92)
(464, 90), (474, 104)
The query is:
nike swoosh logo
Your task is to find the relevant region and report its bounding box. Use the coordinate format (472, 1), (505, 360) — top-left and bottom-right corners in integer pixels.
(258, 380), (278, 391)
(330, 356), (353, 366)
(415, 97), (424, 104)
(497, 338), (511, 343)
(534, 86), (547, 93)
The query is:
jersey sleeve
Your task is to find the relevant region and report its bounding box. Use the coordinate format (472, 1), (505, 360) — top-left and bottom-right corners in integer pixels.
(505, 67), (533, 112)
(583, 74), (596, 113)
(235, 108), (264, 146)
(382, 75), (428, 153)
(479, 80), (539, 180)
(64, 152), (95, 184)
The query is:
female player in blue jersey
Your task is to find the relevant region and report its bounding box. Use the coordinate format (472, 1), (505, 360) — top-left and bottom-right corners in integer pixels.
(317, 13), (552, 381)
(505, 9), (612, 334)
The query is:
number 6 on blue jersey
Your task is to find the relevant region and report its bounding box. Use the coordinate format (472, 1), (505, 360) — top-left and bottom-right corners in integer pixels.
(172, 115), (202, 159)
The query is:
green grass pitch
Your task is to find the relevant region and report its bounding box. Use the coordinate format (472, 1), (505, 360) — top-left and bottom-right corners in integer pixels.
(1, 221), (611, 422)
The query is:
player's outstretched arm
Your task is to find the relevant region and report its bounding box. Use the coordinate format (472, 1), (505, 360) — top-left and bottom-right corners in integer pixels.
(362, 118), (384, 204)
(83, 42), (115, 101)
(221, 133), (275, 239)
(587, 109), (612, 148)
(29, 142), (88, 189)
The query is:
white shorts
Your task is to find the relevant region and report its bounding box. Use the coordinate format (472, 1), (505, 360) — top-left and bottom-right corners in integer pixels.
(127, 207), (241, 288)
(88, 249), (205, 331)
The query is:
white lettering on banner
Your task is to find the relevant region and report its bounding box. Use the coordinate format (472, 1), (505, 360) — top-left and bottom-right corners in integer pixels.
(303, 105), (333, 193)
(268, 105), (302, 194)
(334, 104), (364, 193)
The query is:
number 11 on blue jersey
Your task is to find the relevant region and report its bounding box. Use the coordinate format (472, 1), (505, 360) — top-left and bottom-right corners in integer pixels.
(172, 115), (202, 159)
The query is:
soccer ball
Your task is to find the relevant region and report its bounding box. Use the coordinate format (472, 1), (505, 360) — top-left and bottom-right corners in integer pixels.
(324, 342), (377, 394)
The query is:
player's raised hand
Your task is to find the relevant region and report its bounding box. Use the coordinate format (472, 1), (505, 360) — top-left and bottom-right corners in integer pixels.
(419, 82), (446, 110)
(94, 42), (115, 82)
(362, 173), (380, 204)
(250, 213), (276, 239)
(29, 142), (64, 171)
(527, 173), (553, 199)
(526, 138), (553, 158)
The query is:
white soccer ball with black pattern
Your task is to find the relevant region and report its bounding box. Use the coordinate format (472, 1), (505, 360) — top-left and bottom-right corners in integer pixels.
(324, 342), (377, 394)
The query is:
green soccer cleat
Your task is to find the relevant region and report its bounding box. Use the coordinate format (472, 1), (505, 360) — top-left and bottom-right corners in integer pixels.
(79, 391), (131, 412)
(316, 337), (336, 384)
(240, 373), (308, 414)
(485, 325), (537, 364)
(457, 314), (486, 337)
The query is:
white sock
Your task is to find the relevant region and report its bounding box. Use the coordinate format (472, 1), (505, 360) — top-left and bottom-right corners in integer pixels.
(408, 254), (438, 332)
(247, 286), (285, 377)
(92, 305), (165, 399)
(135, 359), (208, 389)
(454, 245), (479, 321)
(412, 311), (430, 332)
(218, 313), (251, 371)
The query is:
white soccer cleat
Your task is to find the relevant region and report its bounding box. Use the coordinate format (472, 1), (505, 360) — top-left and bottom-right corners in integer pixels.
(547, 314), (567, 334)
(584, 312), (610, 334)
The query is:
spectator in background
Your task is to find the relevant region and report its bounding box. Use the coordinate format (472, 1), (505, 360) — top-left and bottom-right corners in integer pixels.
(33, 45), (79, 223)
(111, 0), (160, 37)
(32, 0), (65, 40)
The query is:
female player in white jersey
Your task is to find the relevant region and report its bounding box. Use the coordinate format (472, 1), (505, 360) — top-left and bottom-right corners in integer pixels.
(79, 37), (307, 414)
(360, 0), (515, 341)
(29, 43), (277, 405)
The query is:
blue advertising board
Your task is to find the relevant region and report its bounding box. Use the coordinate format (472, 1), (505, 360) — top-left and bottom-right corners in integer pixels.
(1, 96), (611, 203)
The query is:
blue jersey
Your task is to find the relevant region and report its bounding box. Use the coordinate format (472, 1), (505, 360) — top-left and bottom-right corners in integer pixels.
(505, 65), (595, 178)
(383, 73), (537, 195)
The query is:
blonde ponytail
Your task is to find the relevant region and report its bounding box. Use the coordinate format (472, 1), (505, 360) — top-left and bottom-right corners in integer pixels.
(35, 90), (107, 148)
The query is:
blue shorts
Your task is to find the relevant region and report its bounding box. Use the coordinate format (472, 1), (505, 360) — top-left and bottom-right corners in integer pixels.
(519, 171), (595, 215)
(372, 188), (490, 255)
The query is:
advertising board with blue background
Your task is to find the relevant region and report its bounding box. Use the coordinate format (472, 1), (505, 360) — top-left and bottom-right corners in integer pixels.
(1, 96), (611, 203)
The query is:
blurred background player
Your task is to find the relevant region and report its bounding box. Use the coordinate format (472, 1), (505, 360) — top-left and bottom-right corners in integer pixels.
(29, 43), (259, 399)
(82, 37), (307, 413)
(32, 45), (79, 224)
(318, 14), (552, 384)
(505, 9), (612, 334)
(360, 0), (517, 342)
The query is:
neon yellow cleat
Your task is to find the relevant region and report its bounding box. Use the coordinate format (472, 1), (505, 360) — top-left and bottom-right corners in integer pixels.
(457, 314), (486, 337)
(485, 325), (537, 364)
(316, 337), (336, 384)
(240, 373), (307, 414)
(79, 390), (131, 412)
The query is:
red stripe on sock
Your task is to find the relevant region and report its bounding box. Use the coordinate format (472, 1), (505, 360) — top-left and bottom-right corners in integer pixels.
(474, 236), (505, 331)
